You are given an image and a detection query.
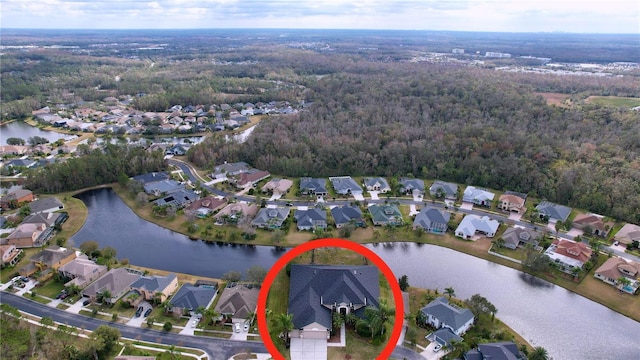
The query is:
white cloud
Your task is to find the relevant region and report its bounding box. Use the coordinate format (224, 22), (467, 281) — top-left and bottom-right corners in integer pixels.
(0, 0), (637, 33)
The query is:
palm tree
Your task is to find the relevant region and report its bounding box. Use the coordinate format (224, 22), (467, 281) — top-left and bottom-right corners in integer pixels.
(97, 290), (112, 304)
(617, 277), (632, 291)
(444, 287), (455, 300)
(245, 310), (256, 326)
(528, 346), (549, 360)
(153, 291), (164, 305)
(203, 307), (220, 325)
(365, 298), (395, 337)
(272, 313), (294, 344)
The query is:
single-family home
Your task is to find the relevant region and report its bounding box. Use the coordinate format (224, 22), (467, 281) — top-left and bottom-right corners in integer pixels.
(18, 245), (76, 278)
(399, 178), (425, 197)
(127, 273), (179, 305)
(426, 328), (463, 352)
(261, 178), (294, 195)
(363, 177), (391, 193)
(536, 201), (571, 223)
(184, 196), (227, 218)
(369, 204), (403, 226)
(501, 227), (542, 249)
(82, 268), (142, 304)
(594, 257), (640, 294)
(573, 214), (614, 238)
(464, 342), (526, 360)
(21, 212), (64, 228)
(28, 197), (64, 214)
(413, 207), (450, 234)
(0, 244), (23, 267)
(330, 205), (365, 228)
(288, 265), (379, 340)
(329, 176), (363, 195)
(545, 239), (593, 273)
(5, 223), (48, 248)
(214, 284), (259, 322)
(462, 186), (495, 207)
(58, 254), (108, 289)
(0, 145), (28, 156)
(5, 159), (37, 169)
(614, 224), (640, 245)
(215, 203), (259, 224)
(420, 296), (475, 336)
(429, 180), (458, 200)
(299, 177), (328, 196)
(143, 179), (184, 196)
(132, 172), (170, 185)
(165, 144), (189, 156)
(294, 208), (327, 231)
(168, 282), (218, 316)
(251, 208), (290, 229)
(455, 215), (500, 239)
(0, 189), (34, 210)
(211, 162), (251, 180)
(153, 189), (199, 209)
(498, 191), (527, 213)
(230, 169), (270, 189)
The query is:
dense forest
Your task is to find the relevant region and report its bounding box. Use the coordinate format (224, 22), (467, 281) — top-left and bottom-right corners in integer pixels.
(189, 62), (640, 224)
(24, 145), (166, 193)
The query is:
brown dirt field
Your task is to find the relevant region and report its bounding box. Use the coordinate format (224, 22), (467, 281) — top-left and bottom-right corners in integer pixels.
(535, 92), (570, 107)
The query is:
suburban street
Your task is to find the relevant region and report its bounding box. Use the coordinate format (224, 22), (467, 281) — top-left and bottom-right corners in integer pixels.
(1, 291), (423, 360)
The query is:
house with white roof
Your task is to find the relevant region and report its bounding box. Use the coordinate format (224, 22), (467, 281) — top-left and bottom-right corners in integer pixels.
(455, 215), (500, 239)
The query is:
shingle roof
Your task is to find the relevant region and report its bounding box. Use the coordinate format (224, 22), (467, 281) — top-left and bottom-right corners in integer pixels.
(330, 205), (363, 227)
(30, 245), (75, 267)
(501, 227), (542, 248)
(421, 297), (474, 333)
(536, 201), (571, 222)
(294, 208), (327, 229)
(143, 179), (184, 194)
(22, 212), (61, 227)
(363, 177), (390, 190)
(82, 268), (141, 299)
(214, 284), (259, 319)
(329, 177), (362, 195)
(132, 172), (169, 184)
(369, 204), (403, 225)
(130, 273), (177, 293)
(429, 180), (458, 197)
(455, 215), (500, 238)
(300, 178), (328, 194)
(170, 283), (217, 311)
(399, 178), (425, 193)
(413, 207), (450, 229)
(251, 208), (290, 228)
(463, 186), (495, 203)
(28, 197), (64, 213)
(288, 265), (379, 330)
(465, 342), (525, 360)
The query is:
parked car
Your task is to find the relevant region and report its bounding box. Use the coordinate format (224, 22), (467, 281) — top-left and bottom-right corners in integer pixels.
(243, 322), (250, 331)
(191, 320), (198, 328)
(135, 307), (143, 317)
(144, 308), (152, 317)
(614, 241), (620, 246)
(433, 344), (442, 352)
(83, 299), (91, 306)
(234, 323), (241, 333)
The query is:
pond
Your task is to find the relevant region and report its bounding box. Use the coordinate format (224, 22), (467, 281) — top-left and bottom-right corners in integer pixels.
(1, 121), (76, 145)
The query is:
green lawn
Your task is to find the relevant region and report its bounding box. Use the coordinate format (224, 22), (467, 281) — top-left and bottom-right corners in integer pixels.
(586, 96), (640, 108)
(35, 279), (65, 299)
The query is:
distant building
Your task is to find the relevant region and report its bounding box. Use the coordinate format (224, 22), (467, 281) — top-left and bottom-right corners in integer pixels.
(485, 52), (512, 58)
(452, 48), (465, 54)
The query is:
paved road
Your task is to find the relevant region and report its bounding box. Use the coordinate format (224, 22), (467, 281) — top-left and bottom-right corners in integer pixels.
(0, 292), (267, 360)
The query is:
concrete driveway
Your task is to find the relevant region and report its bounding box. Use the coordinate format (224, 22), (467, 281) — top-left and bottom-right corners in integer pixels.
(126, 301), (152, 327)
(179, 314), (202, 335)
(369, 191), (380, 200)
(290, 337), (327, 360)
(66, 298), (88, 314)
(352, 192), (365, 201)
(229, 320), (249, 341)
(460, 202), (474, 210)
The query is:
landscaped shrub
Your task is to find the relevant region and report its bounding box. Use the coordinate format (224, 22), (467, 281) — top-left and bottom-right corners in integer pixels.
(355, 319), (372, 338)
(163, 322), (173, 331)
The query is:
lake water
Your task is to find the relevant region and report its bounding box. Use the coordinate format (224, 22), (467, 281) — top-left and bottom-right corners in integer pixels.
(1, 121), (76, 145)
(72, 188), (640, 359)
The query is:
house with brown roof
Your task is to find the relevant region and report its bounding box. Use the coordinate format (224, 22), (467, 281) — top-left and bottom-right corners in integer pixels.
(261, 178), (293, 195)
(18, 245), (76, 278)
(58, 255), (108, 289)
(573, 214), (614, 237)
(594, 257), (640, 294)
(214, 284), (259, 322)
(498, 191), (526, 214)
(0, 189), (34, 210)
(5, 223), (47, 248)
(614, 223), (640, 245)
(0, 244), (23, 267)
(544, 239), (593, 273)
(82, 268), (142, 304)
(184, 196), (227, 218)
(230, 170), (270, 189)
(501, 226), (542, 250)
(215, 203), (259, 224)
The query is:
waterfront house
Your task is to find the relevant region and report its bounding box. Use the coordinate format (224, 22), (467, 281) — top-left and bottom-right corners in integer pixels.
(294, 208), (328, 231)
(215, 203), (259, 224)
(132, 172), (170, 185)
(143, 179), (184, 196)
(544, 239), (593, 273)
(214, 284), (259, 322)
(455, 215), (500, 239)
(250, 208), (290, 229)
(28, 197), (64, 214)
(330, 205), (365, 228)
(369, 204), (404, 226)
(184, 196), (227, 218)
(501, 226), (542, 249)
(168, 283), (218, 316)
(594, 257), (640, 294)
(153, 189), (199, 209)
(420, 297), (475, 336)
(464, 342), (526, 360)
(288, 264), (379, 340)
(413, 207), (450, 234)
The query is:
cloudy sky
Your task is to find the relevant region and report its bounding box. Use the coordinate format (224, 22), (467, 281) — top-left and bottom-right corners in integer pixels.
(1, 0), (638, 33)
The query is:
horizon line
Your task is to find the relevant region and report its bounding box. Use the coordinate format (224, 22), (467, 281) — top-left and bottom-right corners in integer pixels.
(1, 27), (638, 36)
